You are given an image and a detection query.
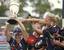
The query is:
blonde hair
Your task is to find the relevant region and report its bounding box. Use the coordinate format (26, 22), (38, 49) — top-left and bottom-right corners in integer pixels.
(47, 16), (58, 24)
(44, 12), (60, 24)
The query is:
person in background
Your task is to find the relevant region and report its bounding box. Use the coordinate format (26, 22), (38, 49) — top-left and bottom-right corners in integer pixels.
(0, 23), (12, 50)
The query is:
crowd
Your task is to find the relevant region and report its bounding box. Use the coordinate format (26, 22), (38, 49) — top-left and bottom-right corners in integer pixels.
(0, 13), (64, 50)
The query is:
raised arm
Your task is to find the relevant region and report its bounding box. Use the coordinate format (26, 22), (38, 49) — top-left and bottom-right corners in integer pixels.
(15, 19), (29, 41)
(21, 18), (44, 24)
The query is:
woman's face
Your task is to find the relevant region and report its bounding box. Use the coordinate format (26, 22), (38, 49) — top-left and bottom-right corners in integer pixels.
(34, 22), (41, 29)
(32, 22), (41, 38)
(15, 35), (20, 42)
(18, 32), (23, 39)
(15, 32), (23, 40)
(44, 17), (51, 26)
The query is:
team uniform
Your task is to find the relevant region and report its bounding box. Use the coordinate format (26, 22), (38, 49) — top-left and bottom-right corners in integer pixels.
(28, 32), (43, 50)
(42, 25), (61, 50)
(58, 28), (64, 50)
(27, 34), (37, 50)
(53, 27), (64, 50)
(28, 26), (47, 50)
(8, 27), (27, 50)
(9, 37), (27, 50)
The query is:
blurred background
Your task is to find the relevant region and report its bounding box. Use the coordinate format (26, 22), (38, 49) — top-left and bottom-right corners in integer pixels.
(0, 0), (62, 17)
(0, 0), (63, 32)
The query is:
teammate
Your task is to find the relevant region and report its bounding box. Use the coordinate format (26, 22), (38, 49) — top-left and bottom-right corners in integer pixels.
(41, 15), (64, 50)
(5, 20), (28, 50)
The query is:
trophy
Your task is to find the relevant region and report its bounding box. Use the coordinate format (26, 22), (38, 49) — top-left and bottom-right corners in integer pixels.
(7, 0), (20, 25)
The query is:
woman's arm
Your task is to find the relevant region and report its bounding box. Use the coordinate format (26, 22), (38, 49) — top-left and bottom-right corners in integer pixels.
(15, 19), (29, 41)
(21, 18), (44, 24)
